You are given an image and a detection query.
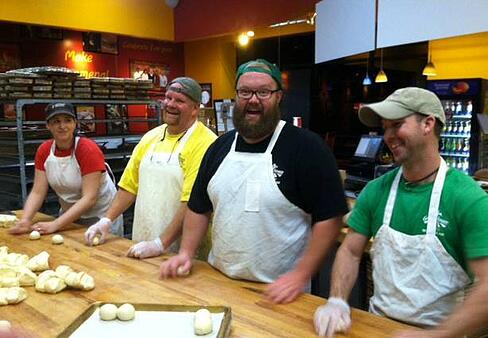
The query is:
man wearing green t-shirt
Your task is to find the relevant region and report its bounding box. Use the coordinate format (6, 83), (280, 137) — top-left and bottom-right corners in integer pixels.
(314, 87), (488, 338)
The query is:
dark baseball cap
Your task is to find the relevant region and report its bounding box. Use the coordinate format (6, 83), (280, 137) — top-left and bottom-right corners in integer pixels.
(45, 102), (76, 121)
(166, 77), (202, 103)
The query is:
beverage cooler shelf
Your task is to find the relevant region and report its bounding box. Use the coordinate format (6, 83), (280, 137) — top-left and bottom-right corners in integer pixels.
(451, 115), (472, 119)
(441, 152), (470, 158)
(441, 133), (471, 138)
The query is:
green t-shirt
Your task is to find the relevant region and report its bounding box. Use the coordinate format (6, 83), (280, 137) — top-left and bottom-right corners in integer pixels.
(348, 167), (488, 274)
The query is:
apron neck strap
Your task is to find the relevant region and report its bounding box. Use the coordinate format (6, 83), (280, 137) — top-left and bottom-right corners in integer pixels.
(174, 120), (198, 154)
(51, 136), (79, 156)
(383, 157), (447, 235)
(426, 158), (447, 235)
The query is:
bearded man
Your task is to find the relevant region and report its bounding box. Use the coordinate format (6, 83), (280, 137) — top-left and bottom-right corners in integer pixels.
(160, 59), (348, 304)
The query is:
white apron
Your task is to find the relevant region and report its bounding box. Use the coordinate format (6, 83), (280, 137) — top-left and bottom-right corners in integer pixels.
(45, 137), (123, 235)
(207, 120), (311, 283)
(369, 158), (471, 327)
(132, 122), (197, 250)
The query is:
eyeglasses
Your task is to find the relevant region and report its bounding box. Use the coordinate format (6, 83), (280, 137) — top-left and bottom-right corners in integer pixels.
(236, 88), (280, 100)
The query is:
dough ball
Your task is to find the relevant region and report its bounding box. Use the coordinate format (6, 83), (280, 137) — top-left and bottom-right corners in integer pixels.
(0, 320), (11, 332)
(177, 266), (190, 277)
(99, 303), (118, 321)
(194, 308), (212, 335)
(52, 234), (64, 245)
(336, 318), (348, 332)
(29, 230), (41, 240)
(116, 303), (135, 321)
(92, 236), (100, 246)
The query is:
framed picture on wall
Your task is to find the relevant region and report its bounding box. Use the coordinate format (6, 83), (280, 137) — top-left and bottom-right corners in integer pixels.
(129, 60), (169, 88)
(214, 99), (235, 135)
(34, 26), (63, 40)
(105, 104), (128, 135)
(83, 32), (101, 53)
(76, 106), (95, 135)
(100, 34), (118, 55)
(200, 83), (212, 108)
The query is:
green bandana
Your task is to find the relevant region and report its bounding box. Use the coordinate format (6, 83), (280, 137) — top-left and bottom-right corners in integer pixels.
(236, 59), (282, 89)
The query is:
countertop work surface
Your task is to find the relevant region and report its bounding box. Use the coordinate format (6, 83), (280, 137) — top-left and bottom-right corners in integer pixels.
(0, 211), (411, 337)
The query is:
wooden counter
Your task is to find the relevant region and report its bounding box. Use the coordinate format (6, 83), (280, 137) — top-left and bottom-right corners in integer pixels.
(0, 212), (411, 337)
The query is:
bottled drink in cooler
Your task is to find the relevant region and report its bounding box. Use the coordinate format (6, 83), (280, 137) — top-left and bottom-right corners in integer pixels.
(466, 101), (473, 115)
(446, 122), (452, 134)
(456, 101), (463, 114)
(457, 139), (463, 152)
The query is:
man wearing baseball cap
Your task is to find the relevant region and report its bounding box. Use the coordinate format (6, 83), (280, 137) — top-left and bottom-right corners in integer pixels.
(85, 77), (217, 259)
(315, 88), (488, 338)
(161, 59), (348, 304)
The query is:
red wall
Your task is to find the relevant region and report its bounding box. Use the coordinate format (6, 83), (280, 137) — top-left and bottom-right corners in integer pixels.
(17, 31), (184, 80)
(174, 0), (318, 41)
(0, 22), (185, 134)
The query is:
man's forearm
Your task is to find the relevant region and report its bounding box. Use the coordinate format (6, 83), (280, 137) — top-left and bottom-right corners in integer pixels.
(329, 231), (368, 300)
(179, 209), (210, 258)
(160, 202), (187, 249)
(105, 188), (136, 221)
(293, 216), (342, 280)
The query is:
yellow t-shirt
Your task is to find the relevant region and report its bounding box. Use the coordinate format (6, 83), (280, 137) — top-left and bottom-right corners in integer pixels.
(118, 121), (216, 201)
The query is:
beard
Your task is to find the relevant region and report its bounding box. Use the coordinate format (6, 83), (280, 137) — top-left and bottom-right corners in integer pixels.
(233, 102), (281, 140)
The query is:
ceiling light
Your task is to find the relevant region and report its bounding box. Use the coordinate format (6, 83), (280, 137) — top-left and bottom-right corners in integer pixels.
(246, 31), (255, 37)
(238, 34), (249, 46)
(363, 53), (372, 86)
(422, 43), (437, 76)
(375, 49), (388, 83)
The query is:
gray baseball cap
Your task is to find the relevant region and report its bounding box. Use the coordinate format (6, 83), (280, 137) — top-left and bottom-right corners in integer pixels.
(359, 87), (445, 127)
(45, 102), (76, 121)
(166, 77), (202, 103)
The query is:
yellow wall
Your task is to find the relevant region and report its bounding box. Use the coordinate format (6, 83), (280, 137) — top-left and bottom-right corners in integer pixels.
(0, 0), (174, 41)
(184, 23), (314, 100)
(430, 32), (488, 80)
(184, 36), (237, 100)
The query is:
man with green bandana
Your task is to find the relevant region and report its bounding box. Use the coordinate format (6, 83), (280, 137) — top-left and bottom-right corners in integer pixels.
(160, 59), (348, 304)
(85, 77), (216, 259)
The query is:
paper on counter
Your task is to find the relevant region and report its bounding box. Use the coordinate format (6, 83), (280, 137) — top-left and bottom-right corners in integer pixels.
(70, 309), (225, 338)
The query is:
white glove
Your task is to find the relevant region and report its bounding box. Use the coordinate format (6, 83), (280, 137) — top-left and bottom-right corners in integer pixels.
(127, 237), (164, 259)
(84, 217), (112, 245)
(314, 297), (351, 337)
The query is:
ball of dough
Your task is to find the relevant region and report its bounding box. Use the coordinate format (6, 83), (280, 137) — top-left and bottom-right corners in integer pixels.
(29, 230), (41, 240)
(336, 318), (348, 332)
(92, 236), (100, 246)
(177, 266), (190, 277)
(116, 303), (135, 321)
(0, 320), (11, 333)
(99, 303), (118, 321)
(194, 308), (212, 335)
(52, 234), (64, 245)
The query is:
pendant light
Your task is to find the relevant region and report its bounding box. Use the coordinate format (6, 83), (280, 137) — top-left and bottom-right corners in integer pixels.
(422, 42), (437, 76)
(362, 53), (372, 86)
(375, 49), (388, 83)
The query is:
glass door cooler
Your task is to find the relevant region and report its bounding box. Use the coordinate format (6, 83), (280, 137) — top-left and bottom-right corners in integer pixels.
(427, 79), (488, 175)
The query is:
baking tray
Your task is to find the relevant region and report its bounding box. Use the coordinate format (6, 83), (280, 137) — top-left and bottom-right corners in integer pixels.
(58, 302), (232, 338)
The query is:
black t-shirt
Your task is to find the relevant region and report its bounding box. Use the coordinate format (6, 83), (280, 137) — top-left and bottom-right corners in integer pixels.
(188, 123), (349, 224)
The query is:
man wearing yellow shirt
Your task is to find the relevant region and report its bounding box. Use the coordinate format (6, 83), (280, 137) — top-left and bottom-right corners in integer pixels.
(85, 77), (217, 258)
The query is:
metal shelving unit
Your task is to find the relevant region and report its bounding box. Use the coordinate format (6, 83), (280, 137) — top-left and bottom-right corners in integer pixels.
(0, 99), (161, 211)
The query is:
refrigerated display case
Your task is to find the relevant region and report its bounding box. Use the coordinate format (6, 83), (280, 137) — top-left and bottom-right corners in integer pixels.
(427, 78), (488, 175)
